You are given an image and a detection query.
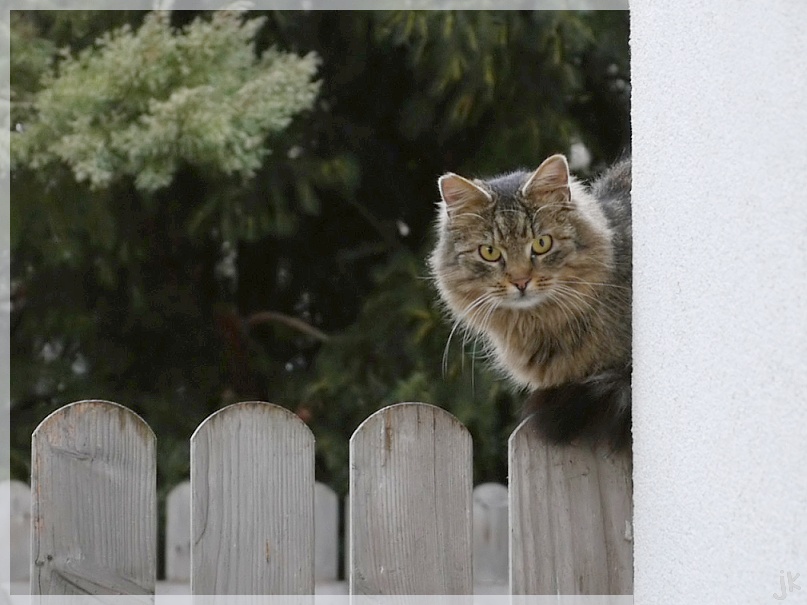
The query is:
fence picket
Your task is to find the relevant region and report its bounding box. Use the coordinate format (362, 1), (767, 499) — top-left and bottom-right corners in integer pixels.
(342, 491), (350, 584)
(509, 417), (633, 594)
(165, 480), (191, 582)
(190, 401), (315, 594)
(1, 479), (31, 582)
(30, 400), (156, 595)
(349, 402), (473, 594)
(21, 399), (633, 596)
(473, 482), (508, 590)
(314, 482), (339, 583)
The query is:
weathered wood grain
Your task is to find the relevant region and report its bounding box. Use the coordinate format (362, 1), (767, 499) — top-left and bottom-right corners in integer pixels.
(190, 401), (315, 594)
(30, 400), (156, 595)
(473, 482), (508, 589)
(22, 398), (633, 596)
(349, 403), (473, 595)
(509, 417), (633, 595)
(165, 480), (191, 582)
(342, 491), (350, 583)
(314, 482), (339, 583)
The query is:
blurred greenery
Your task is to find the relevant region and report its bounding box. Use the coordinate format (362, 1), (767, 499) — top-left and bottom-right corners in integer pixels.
(10, 8), (629, 513)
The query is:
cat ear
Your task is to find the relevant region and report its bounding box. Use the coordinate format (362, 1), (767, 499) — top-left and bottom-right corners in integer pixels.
(521, 154), (571, 200)
(438, 173), (492, 214)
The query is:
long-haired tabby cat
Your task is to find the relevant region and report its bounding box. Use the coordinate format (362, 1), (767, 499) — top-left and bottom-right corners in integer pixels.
(429, 154), (631, 449)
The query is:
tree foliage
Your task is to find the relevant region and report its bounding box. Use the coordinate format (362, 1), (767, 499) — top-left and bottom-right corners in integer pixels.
(10, 10), (630, 501)
(15, 12), (320, 192)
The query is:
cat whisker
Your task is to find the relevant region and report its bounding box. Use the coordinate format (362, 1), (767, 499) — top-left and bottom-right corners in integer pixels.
(442, 317), (465, 377)
(553, 283), (600, 306)
(546, 289), (584, 338)
(554, 285), (597, 318)
(478, 298), (499, 341)
(555, 279), (631, 291)
(469, 299), (498, 394)
(565, 257), (614, 270)
(471, 338), (477, 394)
(556, 292), (591, 339)
(443, 292), (497, 376)
(461, 295), (498, 348)
(462, 294), (499, 355)
(548, 282), (600, 337)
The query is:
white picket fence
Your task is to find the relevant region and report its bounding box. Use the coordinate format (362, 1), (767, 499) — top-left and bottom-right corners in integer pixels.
(3, 399), (632, 595)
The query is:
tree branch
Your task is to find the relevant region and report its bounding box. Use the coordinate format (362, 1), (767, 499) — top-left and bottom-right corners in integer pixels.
(246, 310), (330, 343)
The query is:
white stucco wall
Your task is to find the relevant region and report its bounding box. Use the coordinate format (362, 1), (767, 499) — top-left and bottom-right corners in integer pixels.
(631, 2), (807, 602)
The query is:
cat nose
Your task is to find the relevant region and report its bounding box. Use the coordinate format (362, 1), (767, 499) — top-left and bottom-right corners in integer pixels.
(510, 277), (531, 292)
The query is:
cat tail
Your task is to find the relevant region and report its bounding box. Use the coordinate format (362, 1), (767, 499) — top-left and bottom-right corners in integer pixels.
(523, 364), (632, 451)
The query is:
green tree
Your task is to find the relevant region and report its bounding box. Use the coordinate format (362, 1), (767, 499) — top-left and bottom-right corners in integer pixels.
(10, 10), (630, 502)
(10, 9), (327, 488)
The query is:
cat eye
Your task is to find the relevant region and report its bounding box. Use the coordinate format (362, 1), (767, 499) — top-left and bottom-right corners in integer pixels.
(478, 244), (502, 262)
(531, 235), (553, 255)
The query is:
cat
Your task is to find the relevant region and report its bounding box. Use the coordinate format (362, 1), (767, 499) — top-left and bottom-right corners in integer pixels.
(429, 153), (632, 449)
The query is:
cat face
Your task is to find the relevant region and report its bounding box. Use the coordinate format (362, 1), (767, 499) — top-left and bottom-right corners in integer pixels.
(432, 155), (612, 314)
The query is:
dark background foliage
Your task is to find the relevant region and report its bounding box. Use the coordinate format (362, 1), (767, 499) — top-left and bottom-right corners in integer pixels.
(10, 9), (629, 510)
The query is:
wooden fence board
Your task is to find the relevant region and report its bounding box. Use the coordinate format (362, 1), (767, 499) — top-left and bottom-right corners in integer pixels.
(169, 477), (333, 585)
(165, 480), (191, 582)
(1, 479), (31, 582)
(21, 399), (632, 596)
(342, 491), (350, 583)
(594, 447), (634, 594)
(314, 482), (339, 583)
(473, 482), (508, 589)
(349, 402), (473, 595)
(190, 401), (315, 594)
(509, 417), (633, 595)
(30, 400), (156, 595)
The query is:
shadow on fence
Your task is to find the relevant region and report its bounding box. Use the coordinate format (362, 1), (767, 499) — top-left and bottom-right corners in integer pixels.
(3, 399), (632, 596)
